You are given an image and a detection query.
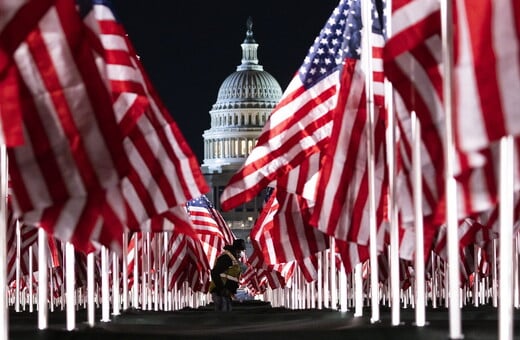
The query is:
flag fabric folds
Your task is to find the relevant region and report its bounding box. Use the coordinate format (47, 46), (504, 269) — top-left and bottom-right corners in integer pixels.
(1, 0), (208, 253)
(221, 0), (388, 250)
(4, 0), (131, 252)
(187, 195), (236, 266)
(453, 0), (520, 153)
(220, 0), (352, 211)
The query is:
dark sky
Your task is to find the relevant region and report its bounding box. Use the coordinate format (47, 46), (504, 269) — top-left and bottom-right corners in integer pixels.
(111, 0), (340, 162)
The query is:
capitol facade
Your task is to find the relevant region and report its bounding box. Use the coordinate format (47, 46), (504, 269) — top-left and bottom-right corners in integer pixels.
(201, 18), (282, 229)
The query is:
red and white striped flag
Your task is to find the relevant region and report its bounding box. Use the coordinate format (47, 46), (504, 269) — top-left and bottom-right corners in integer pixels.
(383, 0), (514, 233)
(165, 232), (211, 292)
(453, 0), (520, 153)
(0, 0), (54, 147)
(251, 187), (329, 265)
(187, 195), (235, 266)
(3, 0), (134, 252)
(220, 1), (353, 211)
(84, 0), (209, 233)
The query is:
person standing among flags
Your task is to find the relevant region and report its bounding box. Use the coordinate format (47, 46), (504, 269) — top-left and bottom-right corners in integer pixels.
(209, 239), (247, 312)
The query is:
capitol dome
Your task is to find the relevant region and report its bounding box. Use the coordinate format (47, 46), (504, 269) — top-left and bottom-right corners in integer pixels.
(202, 17), (282, 172)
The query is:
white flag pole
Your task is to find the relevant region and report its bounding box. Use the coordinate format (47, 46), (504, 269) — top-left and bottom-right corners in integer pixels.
(317, 251), (322, 309)
(412, 112), (426, 326)
(339, 262), (348, 312)
(354, 262), (363, 317)
(163, 232), (169, 311)
(37, 228), (48, 329)
(493, 238), (498, 307)
(0, 145), (9, 339)
(101, 246), (110, 322)
(29, 246), (34, 312)
(112, 251), (120, 316)
(440, 0), (462, 337)
(323, 250), (329, 308)
(15, 219), (21, 312)
(122, 231), (128, 310)
(153, 234), (159, 311)
(65, 242), (75, 330)
(499, 136), (515, 340)
(329, 237), (337, 310)
(361, 0), (380, 323)
(146, 232), (152, 310)
(87, 252), (95, 327)
(385, 44), (401, 330)
(132, 233), (139, 309)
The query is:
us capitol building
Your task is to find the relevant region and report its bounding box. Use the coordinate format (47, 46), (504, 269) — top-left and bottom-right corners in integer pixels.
(201, 18), (282, 230)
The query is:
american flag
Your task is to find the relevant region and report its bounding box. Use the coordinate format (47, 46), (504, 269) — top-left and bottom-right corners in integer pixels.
(251, 187), (329, 265)
(221, 0), (388, 250)
(0, 0), (52, 147)
(82, 0), (209, 233)
(2, 0), (208, 253)
(187, 195), (235, 266)
(453, 0), (520, 153)
(3, 0), (134, 252)
(383, 0), (514, 231)
(309, 0), (388, 246)
(219, 0), (348, 210)
(165, 231), (210, 292)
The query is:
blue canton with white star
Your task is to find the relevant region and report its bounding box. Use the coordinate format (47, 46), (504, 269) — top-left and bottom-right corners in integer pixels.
(298, 0), (362, 88)
(187, 195), (214, 209)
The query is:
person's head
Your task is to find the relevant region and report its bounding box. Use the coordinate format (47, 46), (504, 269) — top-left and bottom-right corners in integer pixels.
(232, 239), (246, 252)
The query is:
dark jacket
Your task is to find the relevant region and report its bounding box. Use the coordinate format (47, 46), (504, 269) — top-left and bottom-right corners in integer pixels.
(209, 245), (242, 295)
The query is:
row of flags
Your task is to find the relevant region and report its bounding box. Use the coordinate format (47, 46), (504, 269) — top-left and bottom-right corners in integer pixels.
(220, 0), (520, 288)
(3, 0), (520, 305)
(0, 0), (208, 254)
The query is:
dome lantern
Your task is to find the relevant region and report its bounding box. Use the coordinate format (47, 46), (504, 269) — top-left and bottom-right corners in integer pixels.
(202, 17), (282, 172)
(238, 17), (262, 71)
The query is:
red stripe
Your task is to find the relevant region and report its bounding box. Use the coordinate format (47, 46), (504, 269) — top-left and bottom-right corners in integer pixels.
(27, 27), (101, 194)
(462, 0), (506, 142)
(57, 0), (129, 178)
(383, 8), (440, 61)
(104, 49), (134, 67)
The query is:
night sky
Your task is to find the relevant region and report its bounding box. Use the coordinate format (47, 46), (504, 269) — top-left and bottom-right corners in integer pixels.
(111, 0), (340, 162)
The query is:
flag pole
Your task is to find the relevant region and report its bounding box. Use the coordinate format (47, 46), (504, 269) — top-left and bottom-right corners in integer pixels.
(101, 246), (110, 322)
(122, 231), (128, 310)
(498, 136), (515, 340)
(87, 252), (95, 327)
(317, 251), (323, 309)
(112, 250), (120, 316)
(15, 219), (21, 312)
(329, 237), (337, 310)
(354, 262), (363, 317)
(65, 242), (75, 330)
(440, 0), (462, 338)
(384, 0), (401, 322)
(163, 232), (169, 311)
(412, 111), (426, 327)
(132, 233), (139, 308)
(37, 228), (49, 329)
(323, 250), (329, 308)
(362, 0), (380, 323)
(29, 245), (34, 312)
(0, 145), (9, 339)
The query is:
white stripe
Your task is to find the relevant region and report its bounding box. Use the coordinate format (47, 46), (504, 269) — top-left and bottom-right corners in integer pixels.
(454, 0), (487, 151)
(392, 0), (440, 38)
(0, 0), (29, 32)
(493, 0), (520, 138)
